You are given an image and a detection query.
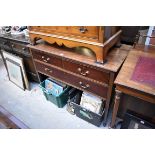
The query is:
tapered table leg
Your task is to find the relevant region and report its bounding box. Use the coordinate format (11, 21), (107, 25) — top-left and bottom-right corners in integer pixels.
(110, 89), (122, 128)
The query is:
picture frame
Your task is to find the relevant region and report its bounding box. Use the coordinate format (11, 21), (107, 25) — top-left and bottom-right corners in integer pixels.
(5, 57), (25, 90)
(2, 50), (29, 90)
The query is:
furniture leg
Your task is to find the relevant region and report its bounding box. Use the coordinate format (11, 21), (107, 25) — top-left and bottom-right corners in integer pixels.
(103, 72), (115, 126)
(110, 89), (122, 128)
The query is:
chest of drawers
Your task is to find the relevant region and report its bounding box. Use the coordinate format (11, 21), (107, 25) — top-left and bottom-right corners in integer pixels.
(29, 26), (122, 64)
(0, 34), (38, 82)
(28, 43), (130, 125)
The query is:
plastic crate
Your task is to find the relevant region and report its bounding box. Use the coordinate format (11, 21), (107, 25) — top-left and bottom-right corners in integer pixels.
(40, 79), (71, 108)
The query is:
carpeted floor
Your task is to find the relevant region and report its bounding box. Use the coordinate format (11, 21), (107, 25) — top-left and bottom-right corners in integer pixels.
(0, 57), (110, 129)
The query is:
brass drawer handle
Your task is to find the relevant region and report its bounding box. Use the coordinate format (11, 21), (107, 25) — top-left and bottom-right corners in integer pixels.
(44, 68), (52, 73)
(41, 56), (47, 62)
(41, 56), (50, 62)
(43, 59), (47, 63)
(77, 68), (89, 76)
(79, 81), (89, 89)
(79, 27), (88, 33)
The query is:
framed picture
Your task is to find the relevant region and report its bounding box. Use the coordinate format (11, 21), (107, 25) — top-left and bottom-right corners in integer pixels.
(5, 58), (25, 90)
(2, 50), (29, 90)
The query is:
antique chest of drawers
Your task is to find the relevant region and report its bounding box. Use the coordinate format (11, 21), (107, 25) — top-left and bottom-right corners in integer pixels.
(0, 34), (38, 82)
(28, 43), (130, 125)
(29, 26), (122, 64)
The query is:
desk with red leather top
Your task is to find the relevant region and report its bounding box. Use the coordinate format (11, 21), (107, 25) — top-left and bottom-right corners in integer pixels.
(111, 46), (155, 128)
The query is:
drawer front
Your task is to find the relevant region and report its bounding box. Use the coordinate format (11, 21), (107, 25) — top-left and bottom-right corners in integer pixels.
(35, 61), (108, 98)
(35, 61), (65, 80)
(29, 26), (99, 40)
(0, 38), (11, 51)
(10, 42), (29, 54)
(31, 49), (62, 68)
(63, 59), (109, 84)
(64, 72), (108, 98)
(69, 26), (98, 39)
(30, 26), (68, 33)
(149, 38), (155, 45)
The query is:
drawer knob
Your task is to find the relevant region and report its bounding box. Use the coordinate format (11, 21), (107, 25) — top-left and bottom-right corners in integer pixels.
(43, 60), (47, 63)
(79, 27), (88, 33)
(44, 68), (52, 73)
(79, 81), (89, 89)
(77, 68), (89, 76)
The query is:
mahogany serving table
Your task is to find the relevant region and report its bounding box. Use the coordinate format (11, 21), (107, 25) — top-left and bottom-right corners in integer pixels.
(28, 43), (131, 125)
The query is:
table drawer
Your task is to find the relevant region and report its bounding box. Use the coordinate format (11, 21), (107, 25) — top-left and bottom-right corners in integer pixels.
(35, 61), (64, 80)
(31, 49), (62, 68)
(64, 72), (108, 98)
(0, 38), (11, 51)
(63, 59), (110, 84)
(149, 38), (155, 45)
(10, 42), (29, 54)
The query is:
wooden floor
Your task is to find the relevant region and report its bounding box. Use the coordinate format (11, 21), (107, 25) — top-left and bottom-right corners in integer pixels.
(0, 105), (28, 129)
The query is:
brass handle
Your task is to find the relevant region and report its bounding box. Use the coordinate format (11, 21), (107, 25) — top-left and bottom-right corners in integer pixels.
(44, 68), (52, 73)
(42, 56), (50, 62)
(77, 68), (89, 76)
(79, 81), (89, 89)
(41, 56), (48, 62)
(79, 27), (88, 33)
(43, 59), (47, 63)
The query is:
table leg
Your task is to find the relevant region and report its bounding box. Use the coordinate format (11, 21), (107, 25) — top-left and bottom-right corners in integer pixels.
(110, 89), (122, 128)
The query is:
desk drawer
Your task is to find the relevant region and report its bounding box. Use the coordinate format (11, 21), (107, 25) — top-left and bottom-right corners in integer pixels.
(63, 59), (110, 84)
(149, 38), (155, 45)
(64, 72), (108, 99)
(10, 42), (29, 54)
(35, 61), (64, 80)
(0, 38), (11, 51)
(31, 49), (62, 68)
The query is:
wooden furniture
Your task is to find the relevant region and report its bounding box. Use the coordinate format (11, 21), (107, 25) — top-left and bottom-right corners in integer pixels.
(29, 26), (122, 64)
(0, 105), (28, 129)
(28, 43), (131, 125)
(0, 33), (38, 82)
(111, 47), (155, 128)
